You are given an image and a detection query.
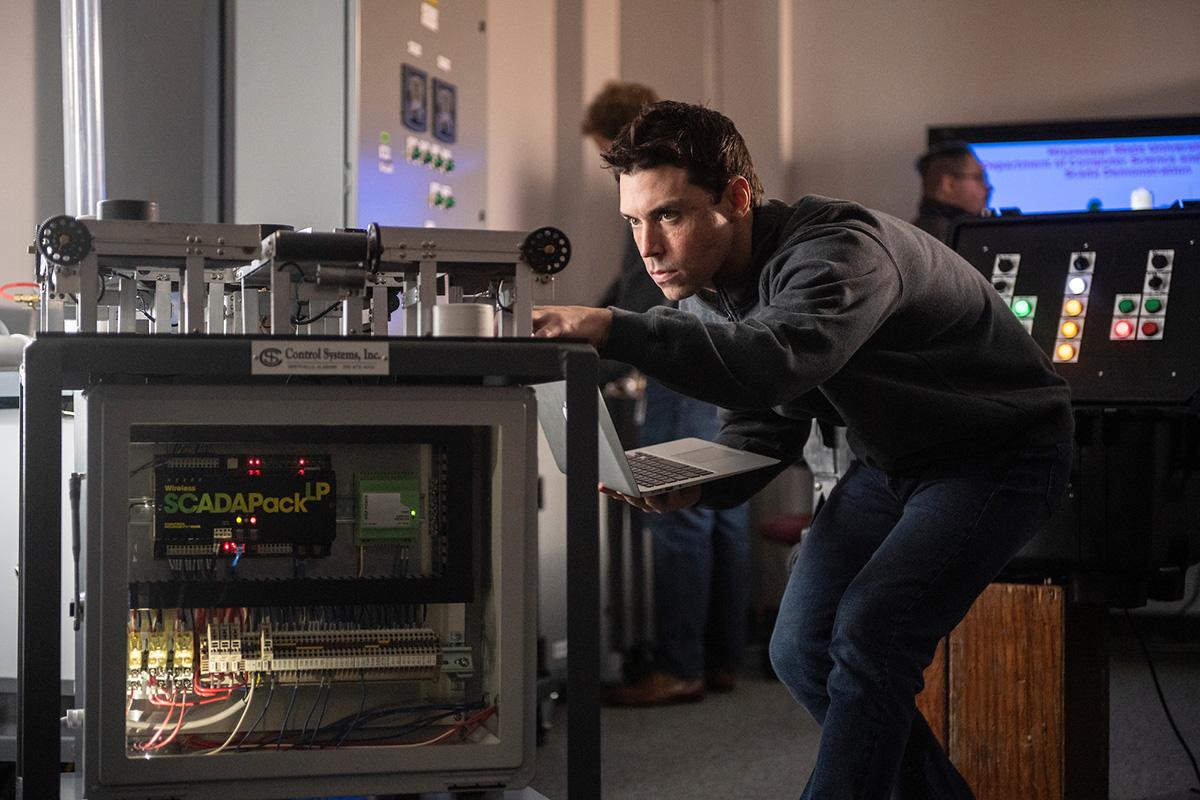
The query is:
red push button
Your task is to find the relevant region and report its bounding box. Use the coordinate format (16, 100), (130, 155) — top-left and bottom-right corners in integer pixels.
(1141, 321), (1160, 337)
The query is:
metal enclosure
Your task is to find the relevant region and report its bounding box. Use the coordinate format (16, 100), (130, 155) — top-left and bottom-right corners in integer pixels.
(73, 383), (538, 798)
(18, 336), (603, 800)
(234, 0), (487, 231)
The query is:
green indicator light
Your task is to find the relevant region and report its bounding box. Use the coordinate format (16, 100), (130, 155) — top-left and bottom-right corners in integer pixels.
(410, 146), (422, 160)
(410, 509), (417, 517)
(379, 131), (391, 144)
(1145, 297), (1163, 313)
(1012, 299), (1032, 318)
(445, 196), (456, 209)
(423, 152), (434, 164)
(1118, 298), (1135, 314)
(445, 159), (455, 172)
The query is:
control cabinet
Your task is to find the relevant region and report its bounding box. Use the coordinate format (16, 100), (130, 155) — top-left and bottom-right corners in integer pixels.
(952, 209), (1200, 602)
(72, 383), (537, 799)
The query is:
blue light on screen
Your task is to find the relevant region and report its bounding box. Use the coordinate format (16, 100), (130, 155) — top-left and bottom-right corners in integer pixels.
(971, 135), (1200, 214)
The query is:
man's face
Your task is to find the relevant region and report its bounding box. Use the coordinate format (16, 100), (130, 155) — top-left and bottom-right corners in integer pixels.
(943, 154), (991, 215)
(618, 165), (736, 301)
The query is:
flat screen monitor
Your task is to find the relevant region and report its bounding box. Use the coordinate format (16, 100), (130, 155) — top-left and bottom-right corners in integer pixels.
(929, 116), (1200, 214)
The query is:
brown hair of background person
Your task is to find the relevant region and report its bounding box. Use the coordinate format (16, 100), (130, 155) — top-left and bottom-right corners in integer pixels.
(581, 81), (659, 142)
(602, 100), (766, 208)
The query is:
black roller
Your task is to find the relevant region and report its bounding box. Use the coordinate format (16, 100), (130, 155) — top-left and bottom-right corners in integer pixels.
(522, 226), (571, 274)
(258, 223), (295, 238)
(36, 215), (93, 266)
(266, 230), (370, 263)
(97, 199), (159, 221)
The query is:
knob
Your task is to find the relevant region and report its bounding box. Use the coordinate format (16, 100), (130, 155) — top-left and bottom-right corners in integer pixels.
(996, 258), (1016, 273)
(1150, 253), (1169, 270)
(1073, 256), (1091, 271)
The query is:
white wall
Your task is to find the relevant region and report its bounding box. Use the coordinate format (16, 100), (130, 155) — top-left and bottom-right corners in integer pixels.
(0, 0), (38, 285)
(788, 0), (1200, 220)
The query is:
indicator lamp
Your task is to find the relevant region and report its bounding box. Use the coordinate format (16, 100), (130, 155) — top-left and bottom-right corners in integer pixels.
(1011, 299), (1032, 318)
(1117, 298), (1136, 314)
(1113, 320), (1134, 339)
(1055, 343), (1076, 361)
(1144, 297), (1163, 314)
(1060, 321), (1079, 339)
(1142, 321), (1160, 337)
(1063, 299), (1083, 317)
(1067, 276), (1088, 295)
(249, 516), (257, 526)
(235, 516), (243, 524)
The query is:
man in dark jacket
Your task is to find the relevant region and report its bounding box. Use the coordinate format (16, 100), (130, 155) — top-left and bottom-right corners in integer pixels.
(912, 141), (991, 243)
(534, 101), (1072, 799)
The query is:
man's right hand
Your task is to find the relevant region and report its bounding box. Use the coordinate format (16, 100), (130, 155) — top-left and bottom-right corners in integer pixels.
(532, 305), (613, 348)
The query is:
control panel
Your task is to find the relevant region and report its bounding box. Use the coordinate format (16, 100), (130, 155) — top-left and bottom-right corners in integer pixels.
(353, 0), (486, 228)
(952, 209), (1200, 405)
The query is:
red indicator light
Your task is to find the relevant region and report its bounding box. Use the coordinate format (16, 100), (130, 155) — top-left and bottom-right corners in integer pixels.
(298, 468), (305, 476)
(1141, 321), (1160, 337)
(298, 458), (306, 466)
(249, 516), (257, 526)
(1113, 320), (1134, 339)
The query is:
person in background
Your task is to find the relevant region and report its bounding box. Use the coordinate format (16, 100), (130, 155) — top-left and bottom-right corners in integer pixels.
(582, 82), (752, 706)
(912, 141), (991, 243)
(534, 100), (1072, 797)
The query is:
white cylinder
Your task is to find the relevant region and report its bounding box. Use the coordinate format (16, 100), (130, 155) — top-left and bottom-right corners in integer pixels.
(1130, 187), (1154, 211)
(432, 303), (495, 337)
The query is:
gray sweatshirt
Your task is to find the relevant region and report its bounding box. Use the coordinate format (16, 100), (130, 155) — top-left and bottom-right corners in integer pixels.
(600, 196), (1073, 506)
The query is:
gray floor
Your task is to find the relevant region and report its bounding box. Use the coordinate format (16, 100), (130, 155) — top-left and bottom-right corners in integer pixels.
(531, 618), (1200, 799)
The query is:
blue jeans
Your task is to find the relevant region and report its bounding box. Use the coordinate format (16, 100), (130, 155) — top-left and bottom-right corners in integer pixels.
(769, 443), (1071, 799)
(640, 380), (750, 679)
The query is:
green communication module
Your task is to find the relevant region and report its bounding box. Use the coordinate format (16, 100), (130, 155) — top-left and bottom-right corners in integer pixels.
(354, 472), (421, 545)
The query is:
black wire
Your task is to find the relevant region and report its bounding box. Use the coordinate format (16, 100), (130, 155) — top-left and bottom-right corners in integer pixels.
(1124, 608), (1200, 791)
(333, 671), (368, 748)
(235, 677), (275, 751)
(307, 677), (333, 747)
(291, 299), (342, 327)
(296, 678), (325, 747)
(274, 681), (300, 753)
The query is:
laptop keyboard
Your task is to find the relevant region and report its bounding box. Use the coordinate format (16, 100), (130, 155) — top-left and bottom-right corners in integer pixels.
(627, 451), (715, 489)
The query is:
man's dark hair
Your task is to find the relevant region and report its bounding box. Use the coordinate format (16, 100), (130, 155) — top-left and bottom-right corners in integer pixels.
(601, 100), (765, 207)
(581, 81), (660, 141)
(915, 141), (975, 195)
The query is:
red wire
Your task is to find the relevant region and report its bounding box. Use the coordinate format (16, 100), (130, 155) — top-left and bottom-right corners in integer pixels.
(0, 282), (38, 302)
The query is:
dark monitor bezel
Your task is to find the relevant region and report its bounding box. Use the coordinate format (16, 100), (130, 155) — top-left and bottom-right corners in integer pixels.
(929, 115), (1200, 147)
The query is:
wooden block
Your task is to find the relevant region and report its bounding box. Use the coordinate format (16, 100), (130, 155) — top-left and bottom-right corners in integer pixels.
(949, 582), (1065, 799)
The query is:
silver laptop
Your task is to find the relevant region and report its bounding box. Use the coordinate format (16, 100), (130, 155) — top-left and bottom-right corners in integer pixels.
(534, 381), (780, 497)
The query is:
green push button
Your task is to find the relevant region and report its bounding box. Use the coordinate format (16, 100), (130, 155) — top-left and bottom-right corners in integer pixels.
(1117, 298), (1135, 314)
(1144, 297), (1163, 314)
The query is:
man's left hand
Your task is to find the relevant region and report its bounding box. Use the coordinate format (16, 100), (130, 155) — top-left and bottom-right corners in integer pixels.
(600, 483), (702, 514)
(533, 305), (613, 347)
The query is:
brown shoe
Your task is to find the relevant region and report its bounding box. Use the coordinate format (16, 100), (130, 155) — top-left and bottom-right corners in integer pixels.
(607, 671), (705, 707)
(706, 670), (737, 693)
